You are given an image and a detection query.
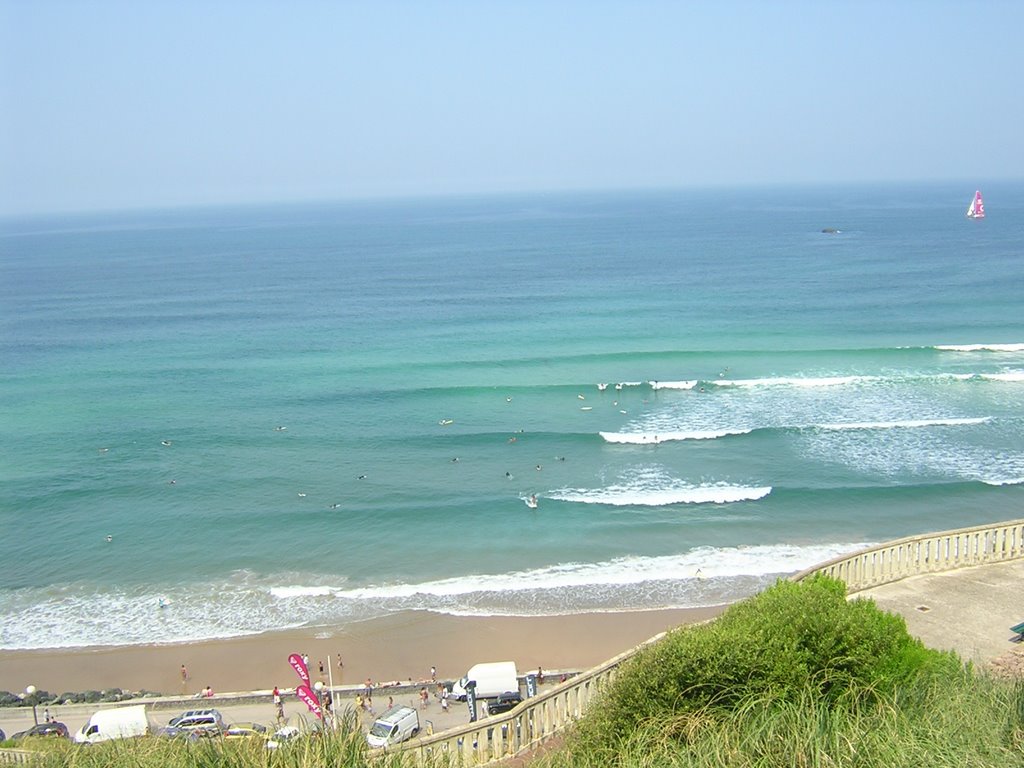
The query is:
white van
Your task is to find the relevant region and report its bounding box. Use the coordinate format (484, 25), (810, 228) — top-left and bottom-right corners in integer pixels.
(366, 705), (420, 748)
(74, 704), (152, 744)
(449, 661), (519, 701)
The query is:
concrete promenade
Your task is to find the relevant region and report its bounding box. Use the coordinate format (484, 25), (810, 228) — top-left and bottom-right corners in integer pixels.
(858, 557), (1024, 667)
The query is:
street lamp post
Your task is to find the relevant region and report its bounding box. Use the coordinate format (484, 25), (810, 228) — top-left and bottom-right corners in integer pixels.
(24, 685), (38, 725)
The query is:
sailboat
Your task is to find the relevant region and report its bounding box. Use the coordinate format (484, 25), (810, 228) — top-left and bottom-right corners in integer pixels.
(966, 190), (985, 219)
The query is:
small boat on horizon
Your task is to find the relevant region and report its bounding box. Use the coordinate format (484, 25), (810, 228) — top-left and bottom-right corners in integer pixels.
(966, 190), (985, 219)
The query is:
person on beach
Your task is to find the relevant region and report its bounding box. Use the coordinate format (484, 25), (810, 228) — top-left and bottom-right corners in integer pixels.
(388, 696), (394, 709)
(430, 665), (436, 681)
(440, 688), (449, 712)
(337, 653), (343, 670)
(273, 686), (284, 721)
(420, 687), (429, 708)
(319, 660), (324, 675)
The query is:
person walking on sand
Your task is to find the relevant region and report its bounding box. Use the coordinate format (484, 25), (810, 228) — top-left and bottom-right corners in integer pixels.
(420, 687), (429, 708)
(430, 665), (436, 682)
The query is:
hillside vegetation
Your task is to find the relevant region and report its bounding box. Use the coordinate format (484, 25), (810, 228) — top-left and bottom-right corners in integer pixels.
(536, 576), (1024, 767)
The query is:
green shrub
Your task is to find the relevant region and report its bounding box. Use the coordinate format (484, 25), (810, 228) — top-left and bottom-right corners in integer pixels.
(572, 575), (960, 754)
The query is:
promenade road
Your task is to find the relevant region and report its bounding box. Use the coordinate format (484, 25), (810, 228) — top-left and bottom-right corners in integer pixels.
(0, 679), (561, 745)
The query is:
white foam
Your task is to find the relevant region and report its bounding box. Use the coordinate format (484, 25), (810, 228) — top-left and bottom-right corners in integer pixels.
(714, 375), (877, 389)
(548, 483), (771, 506)
(330, 542), (869, 599)
(983, 477), (1024, 487)
(814, 417), (989, 431)
(980, 371), (1024, 382)
(650, 380), (698, 390)
(269, 586), (334, 598)
(0, 540), (873, 649)
(936, 343), (1024, 352)
(600, 428), (752, 443)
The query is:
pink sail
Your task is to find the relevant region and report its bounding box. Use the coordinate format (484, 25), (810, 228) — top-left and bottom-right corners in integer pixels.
(288, 653), (311, 685)
(295, 684), (323, 719)
(966, 190), (985, 219)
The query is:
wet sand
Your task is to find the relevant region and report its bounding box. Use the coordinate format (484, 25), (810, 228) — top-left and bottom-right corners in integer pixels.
(0, 606), (727, 696)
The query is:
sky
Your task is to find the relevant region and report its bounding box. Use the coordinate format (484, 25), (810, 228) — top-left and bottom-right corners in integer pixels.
(1, 0), (1022, 216)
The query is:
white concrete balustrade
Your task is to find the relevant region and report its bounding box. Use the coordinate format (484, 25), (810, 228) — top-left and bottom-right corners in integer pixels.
(790, 519), (1024, 593)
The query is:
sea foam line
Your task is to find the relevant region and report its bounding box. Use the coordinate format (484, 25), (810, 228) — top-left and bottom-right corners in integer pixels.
(0, 541), (871, 649)
(813, 417), (990, 432)
(548, 483), (771, 506)
(600, 428), (752, 443)
(714, 375), (877, 389)
(936, 343), (1024, 352)
(322, 542), (872, 599)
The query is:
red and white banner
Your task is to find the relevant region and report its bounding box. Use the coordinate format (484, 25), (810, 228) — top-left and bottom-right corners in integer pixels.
(295, 684), (323, 720)
(288, 653), (310, 686)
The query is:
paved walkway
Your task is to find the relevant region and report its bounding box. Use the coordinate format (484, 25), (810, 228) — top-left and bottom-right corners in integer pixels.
(857, 558), (1024, 666)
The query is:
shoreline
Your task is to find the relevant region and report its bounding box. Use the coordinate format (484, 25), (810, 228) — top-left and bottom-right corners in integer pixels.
(0, 606), (728, 697)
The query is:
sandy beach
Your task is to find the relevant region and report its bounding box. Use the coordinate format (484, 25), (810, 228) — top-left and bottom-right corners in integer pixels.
(0, 606), (727, 697)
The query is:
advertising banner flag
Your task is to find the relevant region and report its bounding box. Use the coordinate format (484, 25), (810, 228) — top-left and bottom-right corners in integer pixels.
(288, 653), (311, 686)
(296, 684), (323, 720)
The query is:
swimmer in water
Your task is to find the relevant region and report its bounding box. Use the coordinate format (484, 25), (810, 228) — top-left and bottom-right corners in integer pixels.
(105, 535), (113, 542)
(161, 440), (172, 446)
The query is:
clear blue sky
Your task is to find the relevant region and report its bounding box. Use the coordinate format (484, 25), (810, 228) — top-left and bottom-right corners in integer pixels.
(2, 0), (1021, 215)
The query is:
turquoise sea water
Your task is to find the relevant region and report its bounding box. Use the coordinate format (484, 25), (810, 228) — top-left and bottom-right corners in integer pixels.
(2, 183), (1023, 649)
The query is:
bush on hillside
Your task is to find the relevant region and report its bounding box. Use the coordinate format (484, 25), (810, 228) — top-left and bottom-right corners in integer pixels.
(573, 575), (961, 753)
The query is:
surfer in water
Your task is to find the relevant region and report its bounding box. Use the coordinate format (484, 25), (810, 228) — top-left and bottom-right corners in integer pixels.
(527, 495), (538, 509)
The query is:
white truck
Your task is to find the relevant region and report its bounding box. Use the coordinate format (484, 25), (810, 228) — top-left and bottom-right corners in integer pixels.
(73, 704), (152, 744)
(449, 660), (519, 701)
(366, 705), (420, 748)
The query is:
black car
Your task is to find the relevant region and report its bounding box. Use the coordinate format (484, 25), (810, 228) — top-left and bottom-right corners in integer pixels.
(12, 722), (69, 740)
(483, 691), (523, 716)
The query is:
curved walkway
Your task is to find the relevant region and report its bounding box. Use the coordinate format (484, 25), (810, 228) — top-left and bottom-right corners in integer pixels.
(858, 557), (1024, 666)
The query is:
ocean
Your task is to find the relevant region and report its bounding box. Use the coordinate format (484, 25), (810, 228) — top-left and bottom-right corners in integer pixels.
(2, 183), (1022, 650)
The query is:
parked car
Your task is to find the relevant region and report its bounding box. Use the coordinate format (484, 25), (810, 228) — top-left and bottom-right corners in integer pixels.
(224, 722), (268, 739)
(266, 725), (302, 749)
(483, 691), (523, 716)
(12, 722), (70, 740)
(0, 727), (6, 741)
(158, 709), (226, 738)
